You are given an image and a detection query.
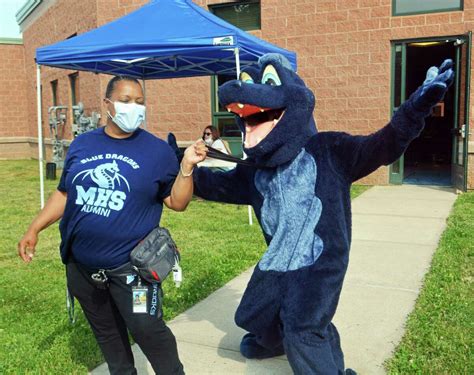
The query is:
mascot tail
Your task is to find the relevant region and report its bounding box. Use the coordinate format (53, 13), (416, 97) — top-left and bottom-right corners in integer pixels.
(167, 132), (184, 163)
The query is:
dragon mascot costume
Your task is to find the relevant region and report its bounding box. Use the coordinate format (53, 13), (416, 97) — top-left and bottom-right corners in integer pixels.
(189, 54), (453, 374)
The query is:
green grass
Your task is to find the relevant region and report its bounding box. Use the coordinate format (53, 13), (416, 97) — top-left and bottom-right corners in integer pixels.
(386, 192), (474, 374)
(350, 184), (370, 200)
(0, 160), (369, 373)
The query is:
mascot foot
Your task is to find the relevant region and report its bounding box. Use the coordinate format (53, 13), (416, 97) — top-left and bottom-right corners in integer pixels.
(240, 333), (285, 359)
(345, 369), (357, 375)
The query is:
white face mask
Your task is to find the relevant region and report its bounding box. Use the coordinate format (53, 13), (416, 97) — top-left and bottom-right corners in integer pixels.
(107, 101), (146, 133)
(204, 137), (213, 146)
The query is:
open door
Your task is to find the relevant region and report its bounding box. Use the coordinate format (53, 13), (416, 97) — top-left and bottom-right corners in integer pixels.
(390, 35), (470, 189)
(389, 43), (405, 184)
(451, 33), (471, 192)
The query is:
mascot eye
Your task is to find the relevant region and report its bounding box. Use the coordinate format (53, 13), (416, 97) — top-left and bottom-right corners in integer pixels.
(240, 71), (254, 84)
(261, 65), (281, 86)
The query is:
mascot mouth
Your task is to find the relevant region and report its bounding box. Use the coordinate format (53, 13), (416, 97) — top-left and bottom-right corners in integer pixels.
(226, 103), (285, 148)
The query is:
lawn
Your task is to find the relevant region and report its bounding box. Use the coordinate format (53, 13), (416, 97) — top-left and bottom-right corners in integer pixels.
(0, 160), (369, 373)
(386, 192), (474, 374)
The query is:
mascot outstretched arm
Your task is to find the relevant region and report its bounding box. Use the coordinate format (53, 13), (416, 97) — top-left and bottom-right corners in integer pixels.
(192, 54), (453, 374)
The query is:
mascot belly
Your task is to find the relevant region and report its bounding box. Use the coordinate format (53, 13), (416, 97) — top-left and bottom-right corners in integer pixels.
(192, 53), (453, 374)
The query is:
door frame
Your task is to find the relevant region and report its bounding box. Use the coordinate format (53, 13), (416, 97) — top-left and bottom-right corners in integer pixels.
(453, 32), (471, 191)
(389, 34), (471, 189)
(389, 42), (406, 184)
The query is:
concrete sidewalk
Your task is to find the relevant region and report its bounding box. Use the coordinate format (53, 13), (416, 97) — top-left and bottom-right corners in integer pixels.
(91, 185), (457, 375)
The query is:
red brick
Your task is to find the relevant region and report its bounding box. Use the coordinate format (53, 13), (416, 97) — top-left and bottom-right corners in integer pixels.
(336, 0), (359, 11)
(327, 11), (348, 22)
(359, 0), (381, 8)
(337, 20), (358, 32)
(316, 1), (338, 13)
(348, 8), (371, 21)
(450, 12), (463, 24)
(401, 15), (426, 27)
(0, 44), (28, 138)
(370, 5), (390, 18)
(415, 24), (442, 36)
(425, 13), (450, 25)
(464, 9), (474, 21)
(390, 17), (402, 27)
(358, 18), (380, 30)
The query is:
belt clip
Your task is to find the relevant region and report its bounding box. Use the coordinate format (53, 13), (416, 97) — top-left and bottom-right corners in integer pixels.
(91, 269), (109, 289)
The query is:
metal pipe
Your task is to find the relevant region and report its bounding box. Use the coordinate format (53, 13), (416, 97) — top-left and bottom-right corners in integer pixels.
(37, 64), (45, 208)
(234, 48), (253, 225)
(234, 47), (241, 78)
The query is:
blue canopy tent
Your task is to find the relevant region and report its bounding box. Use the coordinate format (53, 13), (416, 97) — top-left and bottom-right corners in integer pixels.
(36, 0), (296, 79)
(34, 0), (296, 213)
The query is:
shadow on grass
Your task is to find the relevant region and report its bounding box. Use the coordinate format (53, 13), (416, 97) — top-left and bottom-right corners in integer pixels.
(68, 319), (104, 371)
(35, 315), (103, 371)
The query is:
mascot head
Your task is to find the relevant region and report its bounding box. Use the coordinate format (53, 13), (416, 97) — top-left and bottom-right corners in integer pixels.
(218, 53), (316, 167)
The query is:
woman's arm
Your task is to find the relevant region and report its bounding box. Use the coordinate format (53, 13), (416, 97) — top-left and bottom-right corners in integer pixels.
(164, 140), (207, 211)
(17, 190), (67, 262)
(211, 139), (230, 154)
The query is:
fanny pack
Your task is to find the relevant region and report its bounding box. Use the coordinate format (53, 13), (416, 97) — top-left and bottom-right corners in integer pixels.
(130, 227), (181, 285)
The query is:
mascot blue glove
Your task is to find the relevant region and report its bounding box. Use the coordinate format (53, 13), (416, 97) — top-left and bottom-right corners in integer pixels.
(413, 59), (454, 113)
(190, 55), (453, 374)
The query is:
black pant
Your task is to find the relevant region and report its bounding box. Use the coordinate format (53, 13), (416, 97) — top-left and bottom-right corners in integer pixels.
(66, 260), (184, 375)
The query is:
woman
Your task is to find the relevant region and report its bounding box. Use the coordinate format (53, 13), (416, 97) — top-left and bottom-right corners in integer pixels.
(17, 76), (207, 375)
(200, 126), (235, 170)
(202, 126), (230, 154)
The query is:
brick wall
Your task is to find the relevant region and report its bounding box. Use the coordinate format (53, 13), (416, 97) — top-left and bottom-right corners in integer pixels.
(468, 141), (474, 189)
(0, 140), (33, 159)
(259, 0), (474, 185)
(98, 0), (474, 186)
(10, 0), (474, 188)
(21, 0), (100, 146)
(0, 43), (28, 138)
(468, 157), (474, 189)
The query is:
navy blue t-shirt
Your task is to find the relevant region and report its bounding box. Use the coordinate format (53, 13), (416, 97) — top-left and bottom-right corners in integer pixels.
(58, 127), (178, 268)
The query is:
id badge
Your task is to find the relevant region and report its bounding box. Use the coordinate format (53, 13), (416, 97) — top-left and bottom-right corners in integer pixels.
(132, 286), (148, 314)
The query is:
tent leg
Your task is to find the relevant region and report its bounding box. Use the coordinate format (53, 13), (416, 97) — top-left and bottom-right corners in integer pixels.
(37, 64), (45, 209)
(142, 79), (147, 129)
(234, 48), (253, 225)
(234, 47), (241, 78)
(247, 205), (253, 225)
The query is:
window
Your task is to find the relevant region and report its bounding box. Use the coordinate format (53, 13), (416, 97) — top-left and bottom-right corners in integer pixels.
(209, 1), (260, 31)
(208, 1), (260, 156)
(211, 75), (243, 156)
(393, 0), (463, 16)
(69, 73), (78, 105)
(51, 80), (58, 106)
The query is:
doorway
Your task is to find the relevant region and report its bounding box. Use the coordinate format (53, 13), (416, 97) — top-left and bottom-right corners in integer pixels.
(403, 42), (455, 186)
(389, 35), (471, 191)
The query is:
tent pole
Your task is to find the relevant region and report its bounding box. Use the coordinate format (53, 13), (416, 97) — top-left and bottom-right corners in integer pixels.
(234, 48), (253, 225)
(234, 47), (241, 78)
(142, 79), (147, 129)
(36, 64), (45, 209)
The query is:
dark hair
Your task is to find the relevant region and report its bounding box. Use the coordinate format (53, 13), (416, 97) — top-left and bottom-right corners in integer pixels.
(105, 76), (141, 99)
(203, 125), (220, 141)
